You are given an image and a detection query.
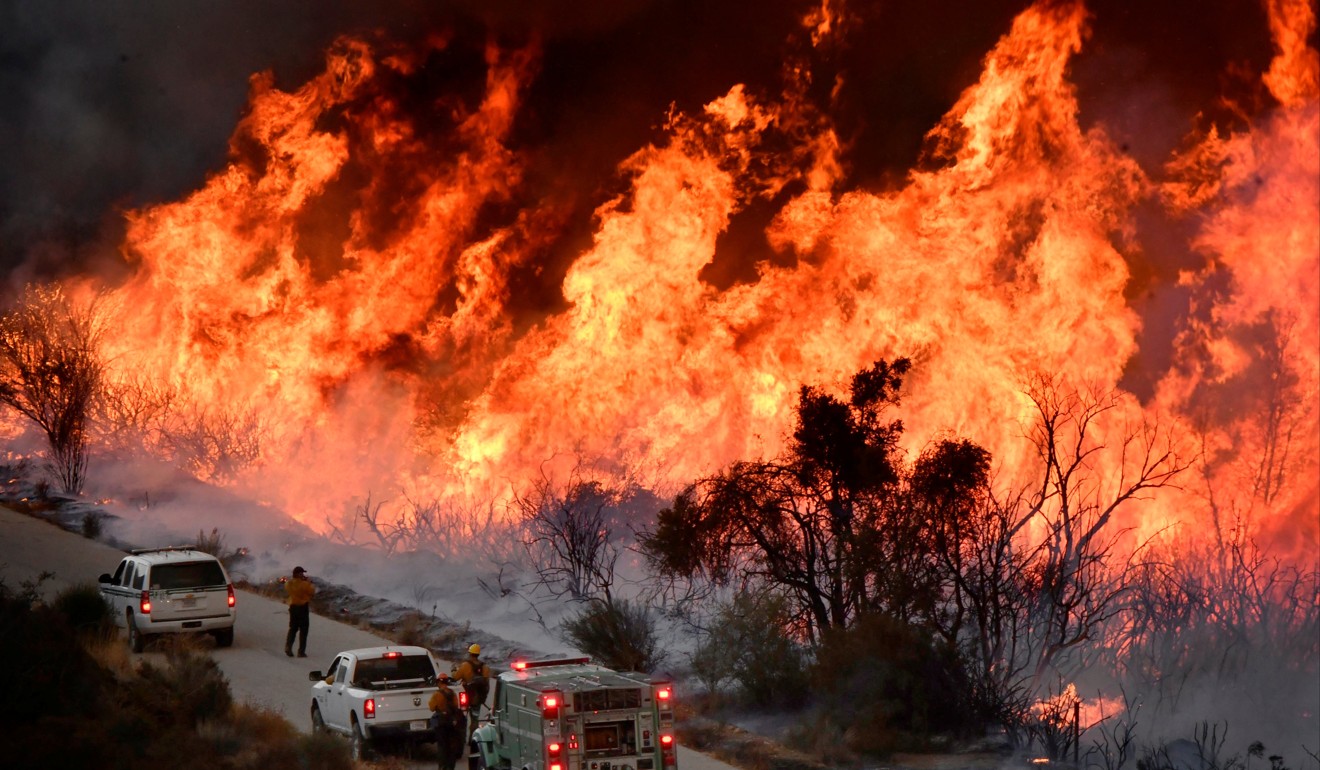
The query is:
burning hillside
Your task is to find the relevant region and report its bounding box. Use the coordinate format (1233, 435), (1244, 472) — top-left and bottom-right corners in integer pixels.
(1, 0), (1316, 555)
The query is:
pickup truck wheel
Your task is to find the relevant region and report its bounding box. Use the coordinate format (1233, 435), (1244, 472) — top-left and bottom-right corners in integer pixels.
(127, 612), (147, 653)
(310, 704), (325, 734)
(350, 718), (372, 761)
(212, 627), (234, 648)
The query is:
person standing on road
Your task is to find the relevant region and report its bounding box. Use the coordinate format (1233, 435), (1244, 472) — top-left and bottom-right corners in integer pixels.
(452, 643), (492, 727)
(429, 672), (465, 770)
(283, 566), (315, 658)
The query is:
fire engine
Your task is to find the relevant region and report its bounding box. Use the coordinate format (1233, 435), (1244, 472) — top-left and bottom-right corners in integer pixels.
(470, 656), (677, 770)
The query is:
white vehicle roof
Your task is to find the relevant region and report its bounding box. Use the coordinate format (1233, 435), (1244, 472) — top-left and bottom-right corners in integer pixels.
(127, 548), (224, 565)
(339, 645), (435, 659)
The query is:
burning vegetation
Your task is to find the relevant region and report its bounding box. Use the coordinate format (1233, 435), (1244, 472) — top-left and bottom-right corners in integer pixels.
(0, 0), (1316, 765)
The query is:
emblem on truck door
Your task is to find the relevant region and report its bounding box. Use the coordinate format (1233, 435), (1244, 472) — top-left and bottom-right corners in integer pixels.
(414, 697), (422, 706)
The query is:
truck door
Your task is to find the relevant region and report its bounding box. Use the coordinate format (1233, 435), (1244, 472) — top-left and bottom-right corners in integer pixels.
(324, 656), (351, 730)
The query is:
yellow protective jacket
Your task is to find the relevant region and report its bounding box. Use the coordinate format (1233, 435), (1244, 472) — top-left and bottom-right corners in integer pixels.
(429, 684), (459, 714)
(285, 576), (315, 606)
(453, 655), (491, 684)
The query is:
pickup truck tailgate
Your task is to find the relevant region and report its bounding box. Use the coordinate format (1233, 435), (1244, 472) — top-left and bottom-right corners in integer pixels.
(374, 687), (438, 721)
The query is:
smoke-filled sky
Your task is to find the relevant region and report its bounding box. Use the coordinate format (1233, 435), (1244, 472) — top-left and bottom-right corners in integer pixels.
(0, 0), (1314, 549)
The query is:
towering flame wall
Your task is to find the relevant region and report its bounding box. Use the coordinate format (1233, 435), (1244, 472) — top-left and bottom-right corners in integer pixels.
(81, 0), (1317, 546)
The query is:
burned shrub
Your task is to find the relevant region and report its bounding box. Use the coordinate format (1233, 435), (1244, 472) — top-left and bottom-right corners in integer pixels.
(81, 510), (105, 538)
(811, 611), (981, 753)
(560, 598), (665, 673)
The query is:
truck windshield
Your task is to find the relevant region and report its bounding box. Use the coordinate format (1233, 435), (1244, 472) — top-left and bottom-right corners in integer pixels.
(150, 561), (227, 590)
(354, 655), (435, 685)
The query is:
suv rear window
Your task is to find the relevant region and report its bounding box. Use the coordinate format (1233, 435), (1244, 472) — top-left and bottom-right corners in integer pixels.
(354, 655), (435, 685)
(150, 561), (227, 590)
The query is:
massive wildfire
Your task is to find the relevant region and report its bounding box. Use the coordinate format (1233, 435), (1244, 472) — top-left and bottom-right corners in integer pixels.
(31, 0), (1318, 560)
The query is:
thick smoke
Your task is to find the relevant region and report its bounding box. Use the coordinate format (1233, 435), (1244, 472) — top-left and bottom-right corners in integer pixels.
(4, 0), (1279, 286)
(0, 0), (796, 281)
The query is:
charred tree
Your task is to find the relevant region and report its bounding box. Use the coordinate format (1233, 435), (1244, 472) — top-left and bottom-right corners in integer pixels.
(925, 378), (1188, 752)
(640, 359), (934, 643)
(0, 285), (107, 494)
(516, 469), (623, 604)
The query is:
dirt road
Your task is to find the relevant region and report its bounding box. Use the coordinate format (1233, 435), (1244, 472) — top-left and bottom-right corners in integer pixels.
(0, 505), (738, 770)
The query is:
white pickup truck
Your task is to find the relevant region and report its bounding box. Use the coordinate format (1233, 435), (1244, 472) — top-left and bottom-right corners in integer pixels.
(308, 645), (446, 761)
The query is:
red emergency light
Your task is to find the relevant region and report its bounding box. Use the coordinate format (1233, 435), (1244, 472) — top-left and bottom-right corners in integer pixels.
(541, 692), (561, 720)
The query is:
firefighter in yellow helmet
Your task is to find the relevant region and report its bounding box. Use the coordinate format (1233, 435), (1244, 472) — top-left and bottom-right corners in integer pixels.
(452, 643), (492, 729)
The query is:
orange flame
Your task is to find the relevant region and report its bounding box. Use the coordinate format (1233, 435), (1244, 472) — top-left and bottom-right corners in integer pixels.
(78, 0), (1316, 550)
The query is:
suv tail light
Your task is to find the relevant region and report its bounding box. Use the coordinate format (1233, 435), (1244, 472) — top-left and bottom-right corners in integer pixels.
(540, 692), (560, 721)
(547, 740), (563, 770)
(364, 698), (376, 719)
(139, 590), (152, 615)
(227, 583), (235, 608)
(655, 684), (673, 709)
(459, 691), (469, 708)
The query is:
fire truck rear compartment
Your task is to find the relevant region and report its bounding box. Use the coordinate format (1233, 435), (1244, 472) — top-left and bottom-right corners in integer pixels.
(583, 719), (637, 756)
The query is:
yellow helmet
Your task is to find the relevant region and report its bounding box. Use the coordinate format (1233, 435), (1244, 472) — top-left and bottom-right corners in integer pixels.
(468, 644), (481, 655)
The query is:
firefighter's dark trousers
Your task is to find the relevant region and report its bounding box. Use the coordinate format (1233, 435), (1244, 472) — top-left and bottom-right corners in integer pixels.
(286, 603), (310, 655)
(436, 726), (462, 770)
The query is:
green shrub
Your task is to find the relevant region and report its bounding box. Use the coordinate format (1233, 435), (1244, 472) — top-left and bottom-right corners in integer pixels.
(0, 583), (111, 726)
(699, 591), (809, 709)
(53, 581), (114, 636)
(126, 648), (234, 728)
(811, 611), (981, 754)
(295, 731), (355, 770)
(560, 598), (665, 672)
(4, 576), (351, 769)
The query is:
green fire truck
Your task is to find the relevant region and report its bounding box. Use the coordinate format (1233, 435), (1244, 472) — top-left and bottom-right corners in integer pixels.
(470, 656), (677, 770)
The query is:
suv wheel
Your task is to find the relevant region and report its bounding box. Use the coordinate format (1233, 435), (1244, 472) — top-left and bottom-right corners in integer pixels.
(127, 612), (148, 653)
(212, 627), (234, 648)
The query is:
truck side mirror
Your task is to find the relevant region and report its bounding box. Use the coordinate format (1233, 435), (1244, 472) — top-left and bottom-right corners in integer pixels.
(308, 670), (323, 681)
(98, 573), (112, 583)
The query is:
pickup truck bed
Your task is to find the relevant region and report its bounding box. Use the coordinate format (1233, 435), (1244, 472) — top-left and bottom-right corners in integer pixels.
(309, 645), (445, 761)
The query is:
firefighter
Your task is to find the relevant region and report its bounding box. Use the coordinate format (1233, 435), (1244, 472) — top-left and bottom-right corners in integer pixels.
(283, 566), (315, 657)
(429, 672), (465, 770)
(452, 643), (492, 723)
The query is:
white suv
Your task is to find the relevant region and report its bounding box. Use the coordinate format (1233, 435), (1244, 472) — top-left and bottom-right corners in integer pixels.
(99, 547), (237, 652)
